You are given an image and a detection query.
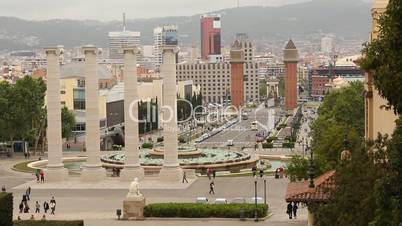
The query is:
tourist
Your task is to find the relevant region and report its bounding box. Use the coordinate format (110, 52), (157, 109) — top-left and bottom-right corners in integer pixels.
(35, 201), (40, 213)
(26, 187), (31, 201)
(35, 171), (40, 182)
(1, 186), (5, 192)
(50, 201), (56, 215)
(212, 170), (216, 179)
(19, 201), (24, 213)
(293, 202), (298, 219)
(252, 166), (257, 177)
(43, 201), (49, 214)
(40, 170), (45, 183)
(41, 214), (46, 221)
(30, 214), (35, 220)
(50, 196), (56, 205)
(182, 171), (188, 183)
(207, 168), (211, 180)
(286, 202), (293, 219)
(209, 181), (215, 194)
(24, 203), (30, 213)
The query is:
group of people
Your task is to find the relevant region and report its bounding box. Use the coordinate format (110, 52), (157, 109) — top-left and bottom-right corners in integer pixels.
(35, 169), (45, 183)
(207, 168), (216, 194)
(18, 186), (57, 220)
(286, 202), (299, 219)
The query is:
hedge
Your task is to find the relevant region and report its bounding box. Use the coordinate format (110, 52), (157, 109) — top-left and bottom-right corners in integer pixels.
(141, 143), (154, 149)
(0, 192), (13, 226)
(262, 143), (273, 149)
(14, 221), (84, 226)
(157, 137), (164, 142)
(266, 136), (277, 143)
(282, 142), (295, 148)
(144, 203), (268, 218)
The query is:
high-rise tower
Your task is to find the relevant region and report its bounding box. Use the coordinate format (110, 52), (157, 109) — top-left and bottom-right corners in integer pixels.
(283, 39), (299, 111)
(153, 25), (178, 71)
(200, 15), (221, 60)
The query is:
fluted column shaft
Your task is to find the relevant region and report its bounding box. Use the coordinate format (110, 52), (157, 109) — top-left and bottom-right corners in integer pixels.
(45, 48), (63, 168)
(161, 47), (179, 167)
(83, 47), (101, 166)
(124, 48), (140, 167)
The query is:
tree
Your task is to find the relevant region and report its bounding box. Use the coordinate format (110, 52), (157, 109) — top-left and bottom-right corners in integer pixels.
(61, 106), (75, 139)
(360, 1), (402, 224)
(361, 0), (402, 115)
(286, 155), (309, 182)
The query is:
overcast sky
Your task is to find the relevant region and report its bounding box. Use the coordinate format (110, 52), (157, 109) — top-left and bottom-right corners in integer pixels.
(1, 0), (318, 21)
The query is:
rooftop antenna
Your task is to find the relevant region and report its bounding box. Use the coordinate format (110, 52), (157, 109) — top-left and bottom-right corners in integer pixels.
(123, 12), (126, 32)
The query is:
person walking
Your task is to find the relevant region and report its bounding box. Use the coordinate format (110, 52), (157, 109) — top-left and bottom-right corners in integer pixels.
(26, 187), (31, 201)
(50, 201), (56, 215)
(209, 181), (215, 194)
(43, 201), (49, 214)
(50, 196), (56, 205)
(293, 202), (298, 219)
(212, 170), (216, 180)
(1, 186), (6, 192)
(24, 203), (30, 213)
(207, 168), (211, 180)
(35, 170), (40, 182)
(286, 202), (293, 219)
(182, 171), (188, 183)
(19, 201), (24, 213)
(35, 201), (40, 213)
(40, 170), (45, 183)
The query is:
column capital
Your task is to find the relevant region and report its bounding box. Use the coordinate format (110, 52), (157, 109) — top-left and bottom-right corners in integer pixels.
(120, 46), (141, 55)
(162, 45), (179, 54)
(44, 46), (64, 55)
(82, 45), (101, 55)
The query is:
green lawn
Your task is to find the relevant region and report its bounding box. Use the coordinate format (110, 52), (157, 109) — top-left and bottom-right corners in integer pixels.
(12, 161), (36, 173)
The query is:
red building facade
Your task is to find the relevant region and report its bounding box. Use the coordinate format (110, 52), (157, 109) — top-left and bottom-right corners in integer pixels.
(201, 15), (221, 60)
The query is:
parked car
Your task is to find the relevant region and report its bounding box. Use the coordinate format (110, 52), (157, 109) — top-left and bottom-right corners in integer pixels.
(196, 197), (209, 204)
(214, 198), (228, 204)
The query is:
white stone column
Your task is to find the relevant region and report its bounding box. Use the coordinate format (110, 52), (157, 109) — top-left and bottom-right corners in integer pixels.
(158, 46), (183, 182)
(81, 45), (106, 181)
(44, 46), (68, 182)
(120, 47), (144, 181)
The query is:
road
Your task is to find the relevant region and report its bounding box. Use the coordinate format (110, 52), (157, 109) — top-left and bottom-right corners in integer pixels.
(197, 105), (278, 148)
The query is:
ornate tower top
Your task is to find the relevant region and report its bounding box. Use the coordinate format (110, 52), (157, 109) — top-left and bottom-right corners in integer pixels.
(283, 39), (299, 63)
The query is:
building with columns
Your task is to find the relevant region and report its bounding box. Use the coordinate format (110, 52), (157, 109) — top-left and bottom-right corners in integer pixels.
(364, 0), (398, 140)
(283, 39), (299, 111)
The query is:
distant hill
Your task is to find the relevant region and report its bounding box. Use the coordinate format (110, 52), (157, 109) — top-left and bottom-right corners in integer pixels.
(0, 0), (371, 51)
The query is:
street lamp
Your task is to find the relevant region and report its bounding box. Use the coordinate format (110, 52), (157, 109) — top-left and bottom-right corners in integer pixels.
(254, 177), (259, 222)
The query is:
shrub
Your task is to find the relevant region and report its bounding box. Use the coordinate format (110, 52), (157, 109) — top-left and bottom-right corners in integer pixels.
(282, 142), (295, 148)
(178, 137), (186, 143)
(262, 143), (273, 149)
(156, 137), (164, 142)
(0, 192), (13, 226)
(141, 143), (154, 149)
(266, 136), (277, 143)
(144, 203), (268, 218)
(13, 220), (84, 226)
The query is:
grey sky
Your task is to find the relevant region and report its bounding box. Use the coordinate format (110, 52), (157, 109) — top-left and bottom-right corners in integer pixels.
(1, 0), (315, 21)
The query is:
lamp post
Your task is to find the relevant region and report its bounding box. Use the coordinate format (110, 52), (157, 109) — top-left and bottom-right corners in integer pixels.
(254, 177), (258, 222)
(263, 176), (267, 205)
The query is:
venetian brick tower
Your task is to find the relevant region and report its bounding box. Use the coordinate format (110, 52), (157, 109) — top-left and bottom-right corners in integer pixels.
(230, 40), (245, 108)
(283, 39), (299, 111)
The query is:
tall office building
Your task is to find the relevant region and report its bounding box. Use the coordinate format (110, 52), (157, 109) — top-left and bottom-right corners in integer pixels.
(108, 13), (141, 59)
(283, 39), (299, 111)
(200, 15), (221, 60)
(153, 25), (178, 70)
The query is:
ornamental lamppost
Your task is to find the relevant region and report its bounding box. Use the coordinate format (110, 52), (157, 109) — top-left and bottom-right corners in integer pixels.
(254, 176), (259, 222)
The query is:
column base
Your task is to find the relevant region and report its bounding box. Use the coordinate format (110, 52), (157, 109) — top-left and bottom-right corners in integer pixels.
(158, 166), (183, 182)
(120, 166), (145, 181)
(81, 165), (106, 182)
(46, 164), (68, 182)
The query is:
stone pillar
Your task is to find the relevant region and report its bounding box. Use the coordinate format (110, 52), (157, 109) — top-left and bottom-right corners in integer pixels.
(44, 46), (68, 182)
(158, 46), (183, 182)
(307, 209), (315, 226)
(81, 46), (106, 181)
(120, 47), (144, 181)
